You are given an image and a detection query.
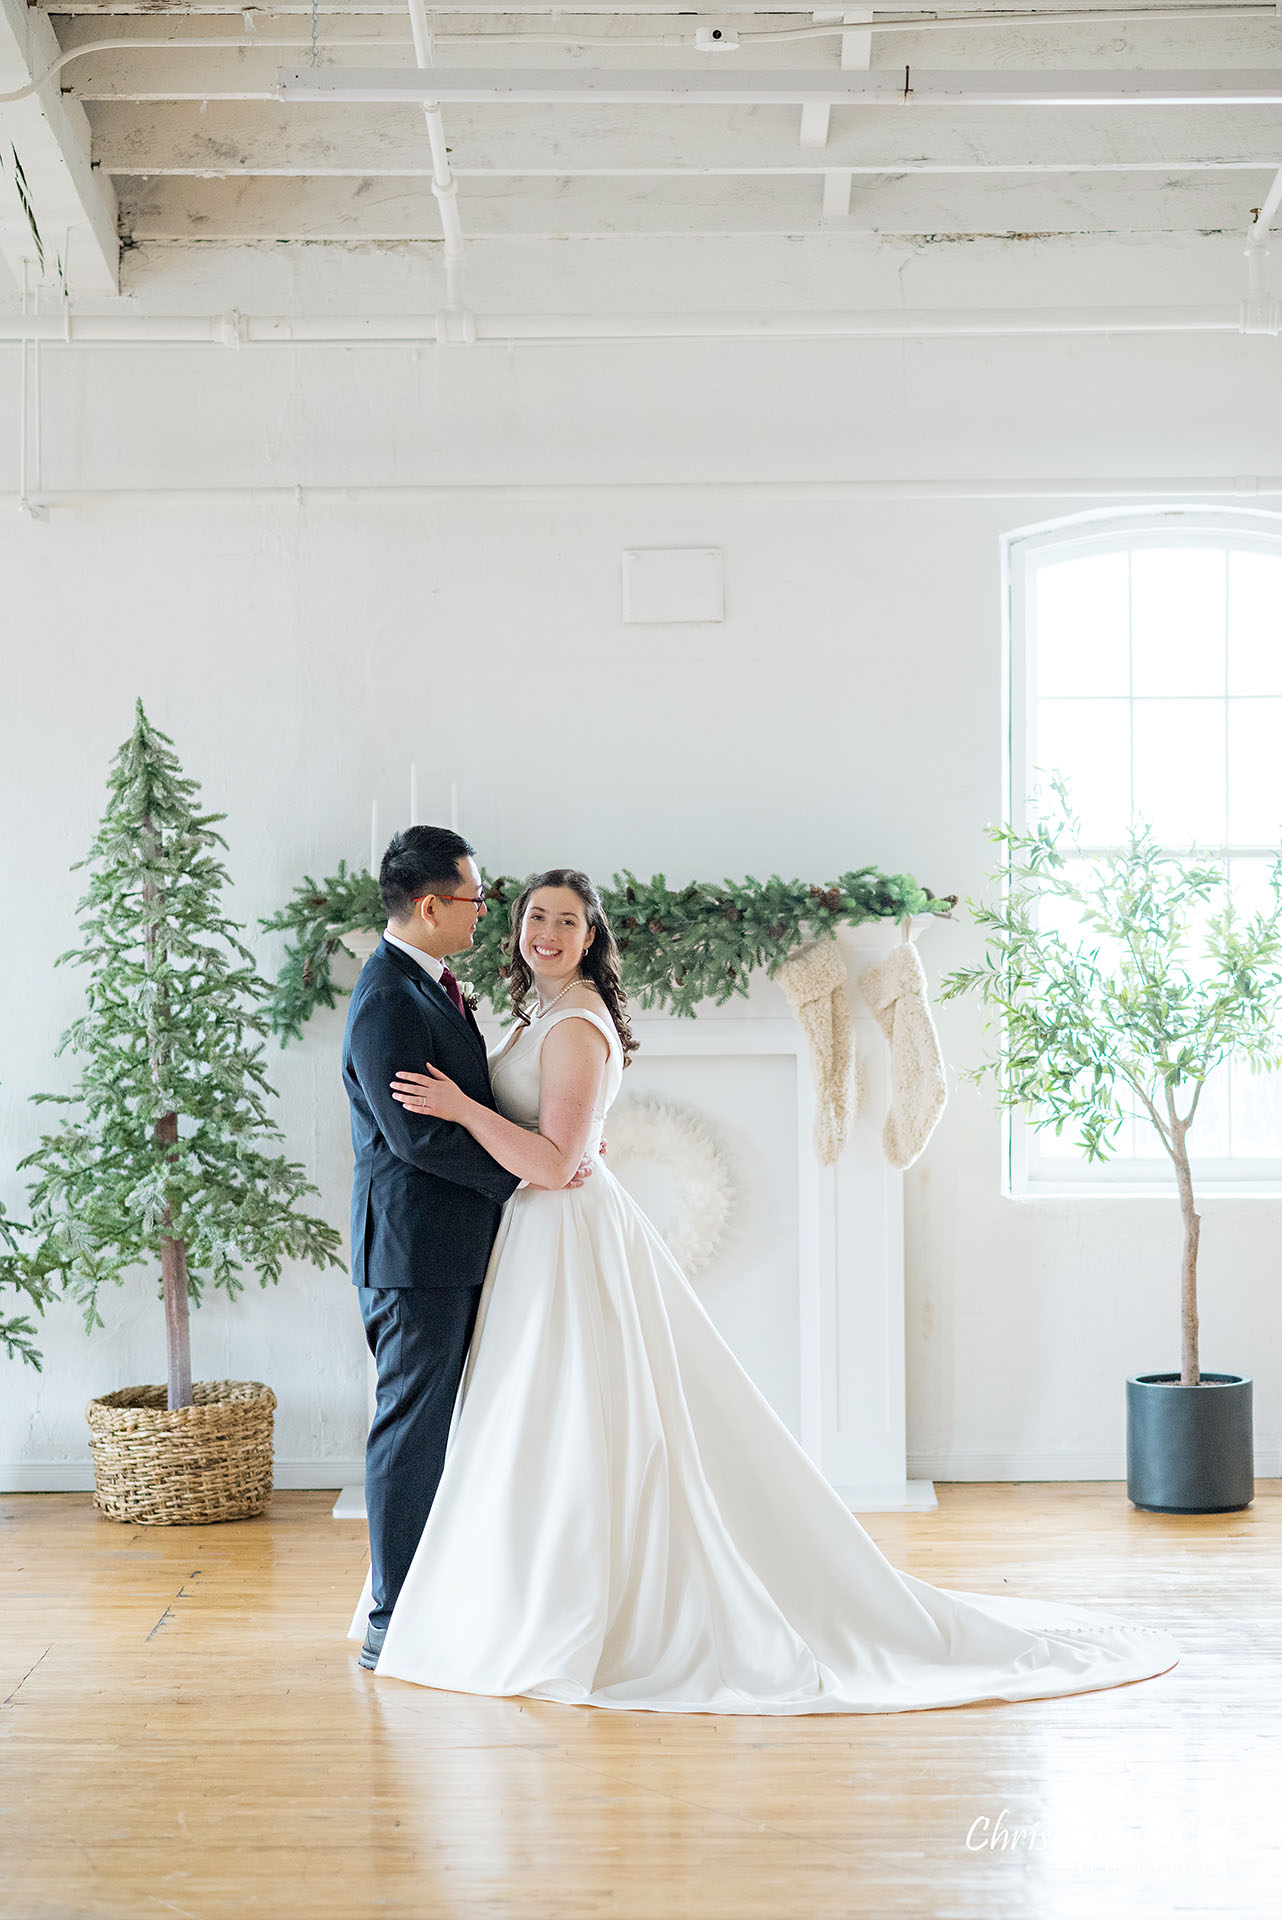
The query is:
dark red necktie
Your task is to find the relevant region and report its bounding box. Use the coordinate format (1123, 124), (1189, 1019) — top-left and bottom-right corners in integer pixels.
(438, 964), (467, 1017)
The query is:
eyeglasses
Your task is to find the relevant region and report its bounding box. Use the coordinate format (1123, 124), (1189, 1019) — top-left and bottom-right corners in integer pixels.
(417, 892), (485, 909)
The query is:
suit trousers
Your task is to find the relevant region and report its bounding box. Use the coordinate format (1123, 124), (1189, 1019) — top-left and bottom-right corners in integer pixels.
(357, 1284), (482, 1633)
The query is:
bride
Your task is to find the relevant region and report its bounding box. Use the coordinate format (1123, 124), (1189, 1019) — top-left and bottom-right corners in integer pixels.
(354, 868), (1176, 1714)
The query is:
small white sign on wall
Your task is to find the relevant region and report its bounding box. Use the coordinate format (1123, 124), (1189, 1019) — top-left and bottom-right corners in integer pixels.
(621, 548), (725, 625)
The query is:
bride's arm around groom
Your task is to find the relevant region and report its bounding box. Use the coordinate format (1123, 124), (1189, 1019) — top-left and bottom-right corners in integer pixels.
(389, 1013), (608, 1192)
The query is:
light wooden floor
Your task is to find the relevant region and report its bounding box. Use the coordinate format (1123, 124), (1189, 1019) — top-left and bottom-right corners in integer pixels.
(1, 1484), (1277, 1920)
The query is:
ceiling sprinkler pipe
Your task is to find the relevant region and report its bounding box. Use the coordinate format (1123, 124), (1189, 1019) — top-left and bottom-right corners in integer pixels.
(406, 0), (469, 317)
(0, 306), (1253, 347)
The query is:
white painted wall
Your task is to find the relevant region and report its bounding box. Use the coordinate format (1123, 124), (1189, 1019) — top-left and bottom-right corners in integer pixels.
(4, 233), (1282, 1488)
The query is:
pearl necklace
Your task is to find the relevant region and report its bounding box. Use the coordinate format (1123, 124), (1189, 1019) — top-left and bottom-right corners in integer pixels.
(534, 977), (592, 1018)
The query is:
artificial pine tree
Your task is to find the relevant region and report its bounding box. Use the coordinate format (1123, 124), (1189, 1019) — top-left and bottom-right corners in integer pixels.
(20, 702), (343, 1410)
(0, 1200), (47, 1368)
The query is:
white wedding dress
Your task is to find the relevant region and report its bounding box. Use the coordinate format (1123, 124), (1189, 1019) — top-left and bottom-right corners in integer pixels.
(353, 1004), (1177, 1713)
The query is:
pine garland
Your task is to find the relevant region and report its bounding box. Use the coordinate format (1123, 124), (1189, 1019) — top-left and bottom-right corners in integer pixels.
(260, 862), (384, 1045)
(263, 864), (954, 1041)
(15, 703), (344, 1406)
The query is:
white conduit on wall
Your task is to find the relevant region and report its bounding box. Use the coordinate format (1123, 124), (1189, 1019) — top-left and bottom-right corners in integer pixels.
(405, 0), (467, 316)
(1, 10), (1272, 104)
(0, 305), (1269, 345)
(4, 481), (1282, 507)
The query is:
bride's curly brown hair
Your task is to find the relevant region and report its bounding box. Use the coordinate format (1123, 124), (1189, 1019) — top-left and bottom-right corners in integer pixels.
(504, 869), (638, 1066)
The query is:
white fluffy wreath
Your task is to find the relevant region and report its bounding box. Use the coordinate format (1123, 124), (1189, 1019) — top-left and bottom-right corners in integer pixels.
(605, 1094), (738, 1281)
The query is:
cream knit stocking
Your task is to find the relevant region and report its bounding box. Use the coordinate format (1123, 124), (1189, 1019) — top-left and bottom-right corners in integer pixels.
(776, 939), (858, 1166)
(856, 935), (947, 1171)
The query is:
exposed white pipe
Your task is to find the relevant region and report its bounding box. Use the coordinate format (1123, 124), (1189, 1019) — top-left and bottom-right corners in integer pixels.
(0, 10), (1268, 108)
(406, 0), (467, 314)
(0, 304), (1259, 345)
(5, 481), (1282, 508)
(273, 66), (1282, 109)
(1242, 164), (1282, 334)
(17, 266), (30, 511)
(3, 0), (1265, 96)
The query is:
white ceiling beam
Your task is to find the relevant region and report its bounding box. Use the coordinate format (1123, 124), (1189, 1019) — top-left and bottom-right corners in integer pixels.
(34, 0), (855, 10)
(820, 10), (872, 223)
(272, 66), (1282, 107)
(797, 10), (843, 151)
(83, 99), (1282, 176)
(114, 168), (1262, 243)
(53, 11), (1282, 102)
(0, 0), (118, 290)
(798, 100), (831, 148)
(27, 0), (1282, 18)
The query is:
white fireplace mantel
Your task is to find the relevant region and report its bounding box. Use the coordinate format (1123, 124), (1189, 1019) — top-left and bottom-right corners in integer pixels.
(333, 920), (937, 1519)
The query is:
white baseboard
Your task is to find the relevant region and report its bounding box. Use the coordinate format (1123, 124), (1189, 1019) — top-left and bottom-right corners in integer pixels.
(0, 1464), (98, 1492)
(0, 1460), (367, 1494)
(6, 1454), (1278, 1496)
(836, 1480), (938, 1513)
(273, 1461), (366, 1491)
(909, 1449), (1282, 1481)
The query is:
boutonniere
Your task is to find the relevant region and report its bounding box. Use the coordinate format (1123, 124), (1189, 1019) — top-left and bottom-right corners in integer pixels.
(464, 990), (481, 1015)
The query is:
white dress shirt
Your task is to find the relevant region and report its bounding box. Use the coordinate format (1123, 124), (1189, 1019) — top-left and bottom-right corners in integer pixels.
(383, 930), (446, 983)
(383, 927), (527, 1183)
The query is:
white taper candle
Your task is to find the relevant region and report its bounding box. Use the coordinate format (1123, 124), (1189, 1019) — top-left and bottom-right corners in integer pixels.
(409, 762), (418, 827)
(370, 799), (379, 876)
(450, 781), (459, 832)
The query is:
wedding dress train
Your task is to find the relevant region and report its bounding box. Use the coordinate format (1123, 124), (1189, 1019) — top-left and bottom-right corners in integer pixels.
(352, 1005), (1177, 1714)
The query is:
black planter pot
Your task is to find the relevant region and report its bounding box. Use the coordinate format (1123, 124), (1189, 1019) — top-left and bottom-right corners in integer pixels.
(1126, 1372), (1254, 1513)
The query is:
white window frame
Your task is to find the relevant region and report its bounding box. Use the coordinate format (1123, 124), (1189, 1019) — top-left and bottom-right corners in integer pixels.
(1005, 504), (1282, 1199)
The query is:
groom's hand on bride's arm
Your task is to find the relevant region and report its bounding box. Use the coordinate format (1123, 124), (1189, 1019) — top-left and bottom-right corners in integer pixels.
(525, 1149), (594, 1193)
(563, 1148), (598, 1191)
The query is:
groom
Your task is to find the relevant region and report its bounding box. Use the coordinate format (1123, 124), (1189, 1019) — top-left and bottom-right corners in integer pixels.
(342, 825), (539, 1670)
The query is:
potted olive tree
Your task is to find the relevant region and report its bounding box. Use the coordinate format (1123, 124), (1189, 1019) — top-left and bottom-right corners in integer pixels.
(942, 789), (1282, 1513)
(16, 702), (343, 1524)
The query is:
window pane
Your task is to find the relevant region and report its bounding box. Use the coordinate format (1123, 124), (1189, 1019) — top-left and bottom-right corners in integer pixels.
(1228, 855), (1282, 917)
(1228, 550), (1282, 695)
(1132, 699), (1225, 845)
(1038, 1115), (1102, 1158)
(1188, 1061), (1231, 1158)
(1228, 701), (1282, 846)
(1036, 699), (1131, 842)
(1129, 1086), (1170, 1160)
(1231, 1061), (1282, 1156)
(1132, 548), (1226, 697)
(1037, 1111), (1138, 1159)
(1035, 553), (1129, 696)
(1022, 533), (1282, 1186)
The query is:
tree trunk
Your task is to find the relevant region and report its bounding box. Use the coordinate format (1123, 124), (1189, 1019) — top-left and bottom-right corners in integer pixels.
(155, 1112), (193, 1411)
(1171, 1122), (1201, 1387)
(160, 1229), (193, 1412)
(143, 821), (191, 1410)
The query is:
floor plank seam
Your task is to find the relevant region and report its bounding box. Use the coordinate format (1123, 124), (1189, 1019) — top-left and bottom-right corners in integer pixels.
(2, 1644), (51, 1707)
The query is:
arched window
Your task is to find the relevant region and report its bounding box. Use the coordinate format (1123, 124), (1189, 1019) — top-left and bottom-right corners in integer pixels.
(1007, 509), (1282, 1194)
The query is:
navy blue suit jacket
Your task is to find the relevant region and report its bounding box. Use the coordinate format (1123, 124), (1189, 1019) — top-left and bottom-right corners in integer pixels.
(341, 938), (520, 1289)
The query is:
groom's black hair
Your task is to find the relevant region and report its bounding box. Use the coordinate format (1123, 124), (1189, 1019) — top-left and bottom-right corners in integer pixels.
(380, 824), (475, 922)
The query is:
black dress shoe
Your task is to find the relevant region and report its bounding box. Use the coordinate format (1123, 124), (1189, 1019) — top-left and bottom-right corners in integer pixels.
(358, 1624), (387, 1670)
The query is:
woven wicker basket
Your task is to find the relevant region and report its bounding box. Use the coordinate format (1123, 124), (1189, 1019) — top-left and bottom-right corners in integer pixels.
(85, 1379), (276, 1526)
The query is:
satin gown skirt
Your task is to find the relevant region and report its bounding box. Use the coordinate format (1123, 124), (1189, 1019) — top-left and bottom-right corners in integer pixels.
(354, 1167), (1177, 1714)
